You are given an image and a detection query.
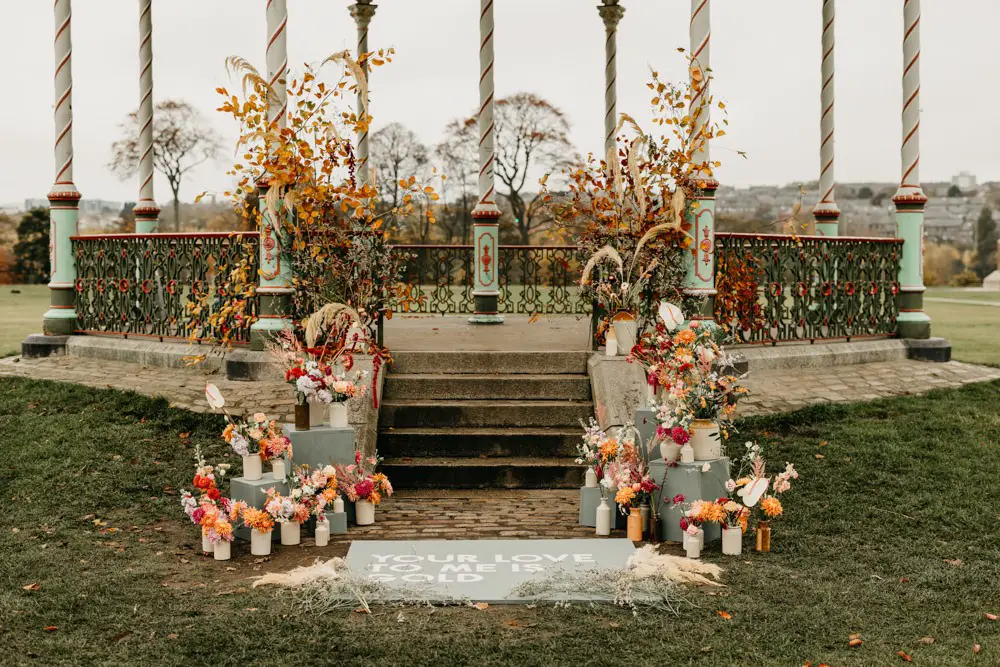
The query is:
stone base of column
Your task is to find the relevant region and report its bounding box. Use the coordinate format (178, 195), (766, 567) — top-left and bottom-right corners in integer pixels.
(903, 337), (951, 363)
(813, 206), (840, 237)
(469, 295), (504, 324)
(43, 284), (77, 335)
(21, 333), (71, 358)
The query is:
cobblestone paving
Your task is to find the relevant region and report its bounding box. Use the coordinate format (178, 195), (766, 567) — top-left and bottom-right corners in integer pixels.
(3, 354), (999, 540)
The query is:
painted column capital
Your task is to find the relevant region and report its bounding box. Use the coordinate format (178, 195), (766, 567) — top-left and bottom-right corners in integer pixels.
(349, 2), (377, 29)
(597, 3), (624, 31)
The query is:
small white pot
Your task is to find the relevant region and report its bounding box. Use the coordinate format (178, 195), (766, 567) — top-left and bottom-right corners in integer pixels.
(242, 454), (262, 481)
(722, 526), (742, 556)
(698, 528), (705, 550)
(201, 532), (213, 554)
(213, 540), (231, 561)
(315, 518), (330, 547)
(612, 316), (637, 351)
(308, 398), (327, 426)
(690, 420), (722, 460)
(329, 402), (349, 428)
(604, 332), (618, 357)
(280, 521), (301, 546)
(271, 459), (286, 480)
(639, 503), (650, 534)
(684, 537), (701, 559)
(355, 499), (376, 526)
(595, 498), (612, 536)
(333, 496), (345, 514)
(680, 443), (695, 464)
(659, 439), (681, 462)
(250, 528), (272, 556)
(584, 467), (598, 489)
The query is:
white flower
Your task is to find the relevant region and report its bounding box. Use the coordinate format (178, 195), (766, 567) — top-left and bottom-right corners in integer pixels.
(701, 462), (711, 473)
(296, 376), (317, 395)
(291, 489), (302, 499)
(658, 301), (684, 331)
(333, 380), (350, 394)
(725, 478), (736, 492)
(316, 389), (333, 404)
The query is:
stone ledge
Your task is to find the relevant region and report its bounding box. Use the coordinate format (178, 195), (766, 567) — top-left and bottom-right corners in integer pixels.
(64, 336), (226, 373)
(903, 337), (952, 363)
(21, 334), (70, 359)
(731, 339), (908, 371)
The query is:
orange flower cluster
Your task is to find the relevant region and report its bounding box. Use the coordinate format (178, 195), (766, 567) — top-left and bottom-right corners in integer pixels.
(760, 496), (783, 518)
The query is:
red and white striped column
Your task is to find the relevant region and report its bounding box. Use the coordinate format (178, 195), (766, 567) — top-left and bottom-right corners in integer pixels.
(893, 0), (931, 339)
(349, 2), (377, 186)
(265, 0), (288, 130)
(813, 0), (840, 236)
(134, 0), (160, 233)
(45, 0), (80, 336)
(470, 0), (503, 324)
(684, 0), (718, 320)
(598, 1), (625, 157)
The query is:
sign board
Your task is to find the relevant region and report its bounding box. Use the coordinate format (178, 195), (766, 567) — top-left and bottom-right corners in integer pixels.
(346, 538), (636, 604)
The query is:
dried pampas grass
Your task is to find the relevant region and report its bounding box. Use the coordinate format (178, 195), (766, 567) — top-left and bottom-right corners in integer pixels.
(628, 544), (723, 587)
(253, 557), (348, 589)
(303, 302), (362, 348)
(580, 245), (624, 287)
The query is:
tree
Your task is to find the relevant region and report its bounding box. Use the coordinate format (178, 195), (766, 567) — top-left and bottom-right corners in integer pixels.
(109, 99), (223, 232)
(434, 119), (478, 243)
(974, 205), (998, 278)
(12, 208), (49, 284)
(856, 186), (873, 199)
(450, 93), (576, 244)
(947, 184), (963, 198)
(371, 122), (429, 209)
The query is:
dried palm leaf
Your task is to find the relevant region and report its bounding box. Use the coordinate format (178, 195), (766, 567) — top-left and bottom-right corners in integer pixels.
(320, 50), (368, 107)
(224, 55), (270, 100)
(304, 302), (362, 348)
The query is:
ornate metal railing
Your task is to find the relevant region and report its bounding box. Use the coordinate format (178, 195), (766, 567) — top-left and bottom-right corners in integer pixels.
(714, 232), (902, 344)
(391, 245), (590, 315)
(72, 232), (259, 344)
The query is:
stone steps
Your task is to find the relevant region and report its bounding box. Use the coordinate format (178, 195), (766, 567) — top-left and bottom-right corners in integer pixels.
(378, 399), (593, 429)
(383, 373), (592, 401)
(380, 456), (584, 490)
(379, 427), (580, 458)
(390, 351), (589, 375)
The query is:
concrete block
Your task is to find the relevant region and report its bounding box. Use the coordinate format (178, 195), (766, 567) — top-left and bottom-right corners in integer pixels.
(649, 458), (730, 543)
(21, 334), (70, 359)
(587, 354), (645, 431)
(904, 337), (952, 363)
(326, 510), (348, 535)
(283, 424), (357, 470)
(634, 407), (659, 460)
(230, 473), (288, 540)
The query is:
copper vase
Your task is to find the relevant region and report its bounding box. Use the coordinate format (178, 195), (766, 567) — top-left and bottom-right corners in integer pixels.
(627, 507), (642, 542)
(755, 521), (771, 553)
(294, 402), (310, 431)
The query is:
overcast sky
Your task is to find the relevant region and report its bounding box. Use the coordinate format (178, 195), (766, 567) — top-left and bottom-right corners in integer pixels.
(3, 0), (998, 206)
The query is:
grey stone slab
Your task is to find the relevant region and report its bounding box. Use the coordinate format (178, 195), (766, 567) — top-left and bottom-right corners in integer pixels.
(346, 538), (637, 603)
(283, 424), (357, 470)
(648, 458), (730, 544)
(326, 510), (348, 535)
(230, 473), (288, 541)
(634, 407), (659, 460)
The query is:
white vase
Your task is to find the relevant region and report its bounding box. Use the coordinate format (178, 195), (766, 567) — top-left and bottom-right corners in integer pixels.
(612, 315), (637, 351)
(308, 398), (327, 426)
(646, 384), (657, 405)
(690, 420), (722, 460)
(639, 503), (650, 534)
(595, 498), (612, 536)
(684, 533), (702, 559)
(213, 540), (231, 561)
(659, 440), (681, 462)
(698, 528), (705, 550)
(250, 528), (272, 556)
(315, 518), (330, 547)
(333, 496), (345, 513)
(329, 402), (349, 428)
(722, 526), (742, 556)
(584, 467), (598, 488)
(242, 454), (262, 481)
(355, 499), (376, 526)
(201, 533), (213, 554)
(280, 521), (301, 546)
(605, 331), (617, 357)
(680, 443), (695, 463)
(271, 458), (286, 480)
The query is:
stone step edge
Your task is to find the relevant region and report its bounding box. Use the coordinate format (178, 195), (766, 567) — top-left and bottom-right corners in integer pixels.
(380, 399), (594, 408)
(382, 456), (580, 467)
(378, 426), (582, 436)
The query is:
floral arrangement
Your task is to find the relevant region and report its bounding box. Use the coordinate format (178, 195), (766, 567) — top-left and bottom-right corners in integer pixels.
(222, 411), (290, 461)
(288, 464), (341, 516)
(728, 441), (798, 527)
(575, 419), (624, 485)
(183, 445), (230, 503)
(337, 450), (393, 505)
(589, 430), (658, 512)
(179, 446), (235, 544)
(238, 505), (275, 534)
(264, 487), (311, 525)
(271, 328), (369, 407)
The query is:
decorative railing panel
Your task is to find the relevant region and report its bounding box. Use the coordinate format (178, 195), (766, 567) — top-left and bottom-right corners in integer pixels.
(714, 233), (902, 344)
(72, 232), (259, 344)
(392, 245), (590, 315)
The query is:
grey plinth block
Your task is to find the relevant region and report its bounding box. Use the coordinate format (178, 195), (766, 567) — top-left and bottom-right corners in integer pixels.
(635, 407), (659, 461)
(326, 510), (348, 535)
(904, 337), (952, 363)
(22, 334), (70, 359)
(230, 473), (289, 541)
(649, 458), (730, 544)
(282, 424), (357, 470)
(578, 486), (625, 529)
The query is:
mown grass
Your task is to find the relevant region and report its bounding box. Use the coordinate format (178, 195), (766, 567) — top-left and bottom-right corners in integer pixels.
(0, 285), (48, 357)
(2, 376), (1000, 665)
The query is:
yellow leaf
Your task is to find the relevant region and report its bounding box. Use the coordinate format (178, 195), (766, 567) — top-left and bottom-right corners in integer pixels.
(473, 602), (489, 610)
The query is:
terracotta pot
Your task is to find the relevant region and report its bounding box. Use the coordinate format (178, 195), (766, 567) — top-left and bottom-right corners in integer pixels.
(294, 402), (310, 431)
(627, 507), (642, 542)
(755, 521), (771, 553)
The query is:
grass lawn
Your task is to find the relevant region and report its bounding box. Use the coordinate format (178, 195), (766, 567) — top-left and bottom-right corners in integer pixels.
(926, 287), (1000, 303)
(0, 284), (48, 357)
(923, 298), (1000, 366)
(3, 377), (1000, 665)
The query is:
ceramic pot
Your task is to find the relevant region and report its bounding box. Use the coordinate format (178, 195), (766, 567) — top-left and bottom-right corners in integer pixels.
(280, 521), (301, 546)
(755, 521), (771, 553)
(271, 458), (287, 480)
(250, 528), (272, 556)
(315, 518), (330, 547)
(294, 402), (310, 431)
(722, 526), (742, 556)
(201, 531), (213, 554)
(584, 468), (598, 489)
(242, 454), (262, 481)
(690, 420), (721, 460)
(684, 532), (702, 559)
(308, 398), (327, 426)
(680, 443), (695, 464)
(355, 499), (376, 526)
(659, 439), (681, 462)
(596, 498), (612, 536)
(627, 507), (642, 542)
(612, 312), (638, 351)
(213, 540), (231, 561)
(333, 496), (345, 514)
(329, 402), (349, 428)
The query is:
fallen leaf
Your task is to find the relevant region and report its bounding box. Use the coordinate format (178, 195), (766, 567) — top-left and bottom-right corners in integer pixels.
(716, 610), (733, 620)
(43, 626), (58, 632)
(353, 607), (370, 614)
(178, 432), (190, 440)
(918, 636), (935, 644)
(225, 567), (236, 572)
(899, 577), (910, 583)
(974, 643), (981, 654)
(244, 608), (258, 612)
(945, 559), (963, 567)
(167, 633), (179, 640)
(92, 519), (107, 527)
(897, 650), (912, 662)
(849, 638), (864, 648)
(819, 440), (828, 447)
(179, 558), (190, 564)
(700, 646), (712, 653)
(473, 602), (489, 610)
(814, 454), (825, 460)
(609, 621), (620, 628)
(986, 612), (998, 621)
(22, 583), (40, 592)
(503, 619), (536, 628)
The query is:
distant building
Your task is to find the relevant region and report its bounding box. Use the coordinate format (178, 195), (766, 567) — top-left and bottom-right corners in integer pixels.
(952, 171), (977, 192)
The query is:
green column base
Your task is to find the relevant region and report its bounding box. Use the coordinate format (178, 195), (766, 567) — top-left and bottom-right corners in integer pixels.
(897, 317), (931, 340)
(43, 285), (77, 335)
(470, 294), (504, 324)
(250, 289), (294, 350)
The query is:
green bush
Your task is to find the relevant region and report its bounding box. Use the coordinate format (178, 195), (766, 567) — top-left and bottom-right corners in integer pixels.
(948, 269), (981, 287)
